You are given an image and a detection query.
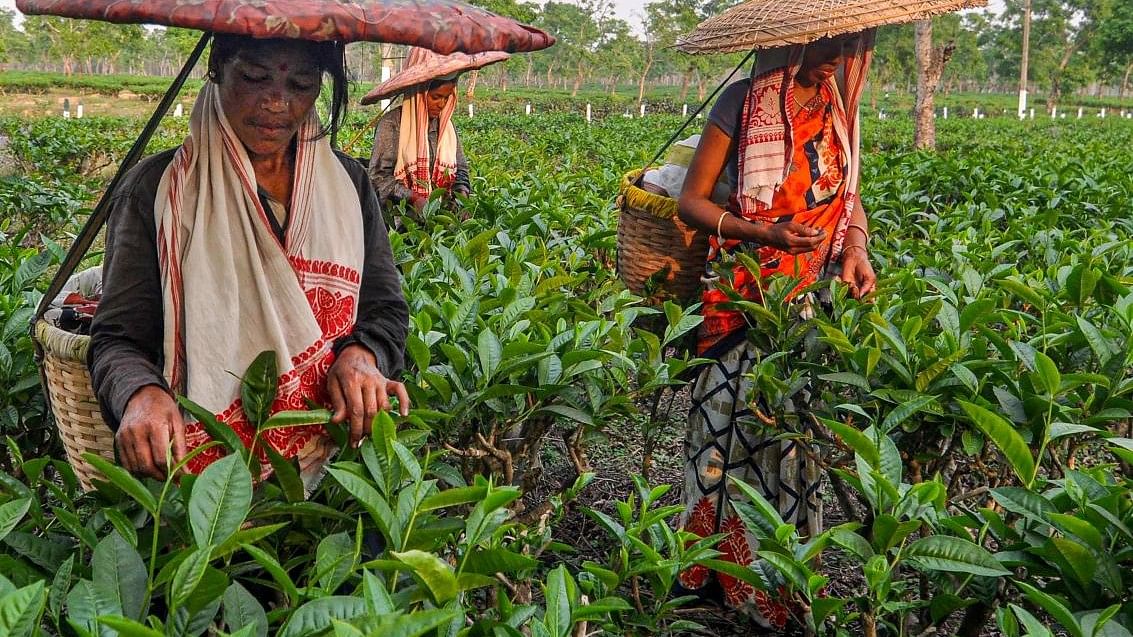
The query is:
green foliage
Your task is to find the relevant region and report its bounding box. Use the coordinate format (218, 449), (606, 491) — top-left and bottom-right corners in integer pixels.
(1, 99), (1132, 635)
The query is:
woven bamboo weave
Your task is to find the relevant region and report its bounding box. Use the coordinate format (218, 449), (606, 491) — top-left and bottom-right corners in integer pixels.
(677, 0), (986, 54)
(616, 170), (708, 303)
(35, 320), (112, 491)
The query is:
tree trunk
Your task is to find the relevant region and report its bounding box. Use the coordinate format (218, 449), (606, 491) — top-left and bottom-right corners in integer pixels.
(637, 44), (654, 105)
(1120, 61), (1133, 99)
(696, 70), (707, 102)
(572, 59), (585, 98)
(678, 70), (691, 103)
(913, 20), (955, 151)
(464, 69), (479, 100)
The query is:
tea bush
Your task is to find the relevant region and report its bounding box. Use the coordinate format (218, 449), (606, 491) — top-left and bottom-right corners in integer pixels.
(0, 109), (1130, 635)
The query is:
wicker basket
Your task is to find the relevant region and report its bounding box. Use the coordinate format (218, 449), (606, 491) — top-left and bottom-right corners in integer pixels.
(615, 169), (708, 303)
(34, 320), (112, 491)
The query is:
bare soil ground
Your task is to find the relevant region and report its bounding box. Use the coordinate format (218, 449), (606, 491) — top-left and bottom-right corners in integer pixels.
(0, 88), (194, 119)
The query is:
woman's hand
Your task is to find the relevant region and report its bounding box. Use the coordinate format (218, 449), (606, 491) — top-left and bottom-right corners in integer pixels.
(758, 221), (827, 255)
(840, 246), (876, 299)
(116, 385), (186, 480)
(327, 344), (410, 448)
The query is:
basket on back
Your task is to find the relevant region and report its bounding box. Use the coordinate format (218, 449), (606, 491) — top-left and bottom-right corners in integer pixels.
(34, 319), (112, 491)
(615, 169), (708, 304)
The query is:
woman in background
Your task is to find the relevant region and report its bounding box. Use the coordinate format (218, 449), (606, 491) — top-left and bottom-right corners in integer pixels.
(365, 47), (508, 218)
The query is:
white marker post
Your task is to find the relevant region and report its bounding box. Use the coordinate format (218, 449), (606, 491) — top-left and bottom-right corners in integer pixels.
(1051, 106), (1056, 118)
(943, 106), (948, 119)
(1077, 107), (1083, 119)
(1101, 108), (1107, 118)
(640, 102), (646, 117)
(76, 102), (83, 119)
(174, 103), (184, 117)
(379, 64), (392, 112)
(586, 103), (592, 124)
(525, 103), (531, 116)
(682, 104), (688, 117)
(972, 107), (978, 119)
(62, 98), (70, 119)
(1029, 108), (1035, 119)
(468, 103), (474, 118)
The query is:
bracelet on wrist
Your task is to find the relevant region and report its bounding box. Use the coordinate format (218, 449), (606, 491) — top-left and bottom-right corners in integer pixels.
(842, 244), (869, 259)
(716, 210), (730, 239)
(847, 223), (870, 244)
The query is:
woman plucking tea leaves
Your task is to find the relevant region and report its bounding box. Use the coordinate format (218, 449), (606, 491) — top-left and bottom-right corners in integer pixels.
(674, 32), (877, 628)
(88, 36), (410, 488)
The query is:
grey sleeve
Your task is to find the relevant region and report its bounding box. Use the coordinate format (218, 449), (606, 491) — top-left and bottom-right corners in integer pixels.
(335, 156), (409, 379)
(367, 111), (414, 208)
(88, 188), (170, 432)
(708, 80), (750, 140)
(454, 132), (470, 194)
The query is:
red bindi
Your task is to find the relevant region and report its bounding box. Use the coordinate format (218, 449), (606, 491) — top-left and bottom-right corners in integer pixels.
(279, 63), (288, 72)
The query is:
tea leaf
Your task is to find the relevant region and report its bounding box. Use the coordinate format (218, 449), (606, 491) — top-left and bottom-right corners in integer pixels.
(463, 547), (539, 575)
(189, 453), (253, 548)
(904, 536), (1010, 576)
(92, 532), (146, 620)
(240, 544), (299, 605)
(83, 454), (157, 516)
(316, 532), (356, 593)
(0, 497), (30, 543)
(822, 417), (880, 469)
(958, 400), (1036, 486)
(222, 583), (267, 637)
(543, 565), (574, 637)
(278, 597), (368, 637)
(1014, 581), (1084, 637)
(392, 550), (459, 604)
(241, 350), (278, 429)
(170, 547), (210, 610)
(0, 580), (45, 637)
(94, 616), (164, 637)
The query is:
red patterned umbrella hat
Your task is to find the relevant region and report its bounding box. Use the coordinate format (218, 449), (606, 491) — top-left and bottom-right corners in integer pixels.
(361, 47), (509, 105)
(15, 0), (555, 54)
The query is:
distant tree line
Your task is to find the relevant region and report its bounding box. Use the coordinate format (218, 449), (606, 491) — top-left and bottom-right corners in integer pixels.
(0, 0), (1130, 106)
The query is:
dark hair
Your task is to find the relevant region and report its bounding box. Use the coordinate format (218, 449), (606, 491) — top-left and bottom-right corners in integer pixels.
(207, 34), (349, 140)
(426, 77), (459, 91)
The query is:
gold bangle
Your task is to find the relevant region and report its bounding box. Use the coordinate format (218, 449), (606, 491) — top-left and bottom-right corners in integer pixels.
(842, 244), (868, 259)
(847, 223), (870, 243)
(716, 210), (730, 239)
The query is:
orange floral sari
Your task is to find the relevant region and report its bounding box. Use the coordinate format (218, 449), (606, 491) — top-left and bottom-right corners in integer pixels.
(697, 80), (847, 355)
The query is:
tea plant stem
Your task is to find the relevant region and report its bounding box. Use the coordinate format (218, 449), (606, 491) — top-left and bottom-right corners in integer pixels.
(146, 475), (177, 602)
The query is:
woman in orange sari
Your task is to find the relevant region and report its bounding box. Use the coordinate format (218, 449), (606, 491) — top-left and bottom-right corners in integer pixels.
(675, 32), (876, 628)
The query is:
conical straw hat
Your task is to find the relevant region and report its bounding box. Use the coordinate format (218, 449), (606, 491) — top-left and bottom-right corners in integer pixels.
(676, 0), (986, 54)
(361, 47), (510, 105)
(15, 0), (555, 55)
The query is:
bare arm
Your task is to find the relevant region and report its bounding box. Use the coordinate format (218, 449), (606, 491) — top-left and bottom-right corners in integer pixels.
(677, 122), (825, 255)
(838, 200), (876, 298)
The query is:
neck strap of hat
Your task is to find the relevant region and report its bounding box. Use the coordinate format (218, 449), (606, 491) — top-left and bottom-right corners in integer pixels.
(35, 32), (213, 319)
(635, 48), (757, 187)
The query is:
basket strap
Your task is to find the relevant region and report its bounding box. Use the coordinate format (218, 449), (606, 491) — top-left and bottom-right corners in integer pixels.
(34, 31), (212, 320)
(634, 48), (757, 187)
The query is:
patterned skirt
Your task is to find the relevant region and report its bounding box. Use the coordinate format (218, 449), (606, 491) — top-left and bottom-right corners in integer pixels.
(677, 337), (822, 630)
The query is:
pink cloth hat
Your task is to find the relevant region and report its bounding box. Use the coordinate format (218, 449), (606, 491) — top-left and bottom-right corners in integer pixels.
(361, 46), (509, 105)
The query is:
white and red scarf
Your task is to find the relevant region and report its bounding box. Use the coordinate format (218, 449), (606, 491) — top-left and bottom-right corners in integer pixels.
(394, 90), (458, 197)
(154, 83), (364, 488)
(737, 31), (875, 258)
